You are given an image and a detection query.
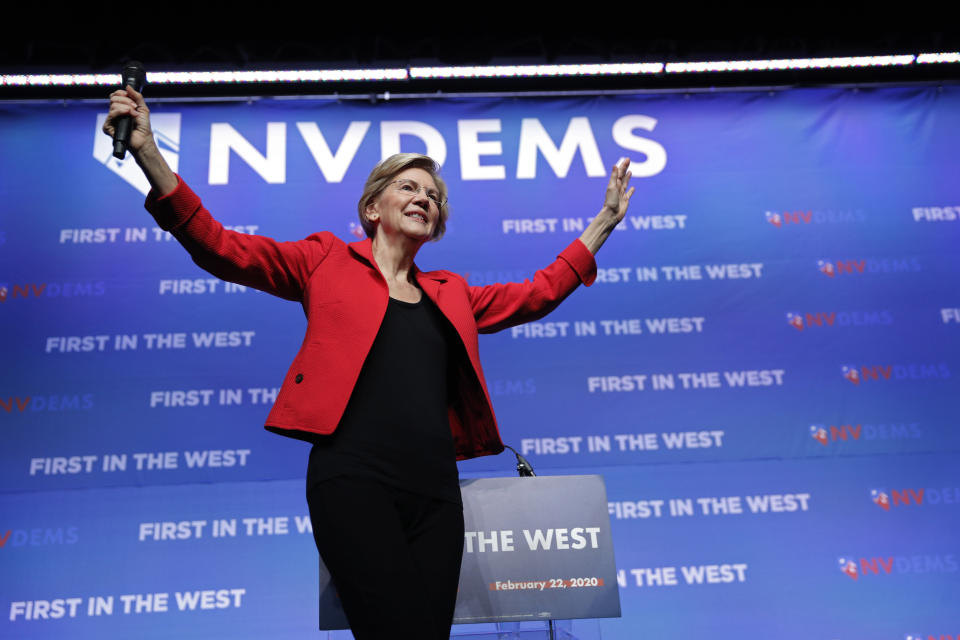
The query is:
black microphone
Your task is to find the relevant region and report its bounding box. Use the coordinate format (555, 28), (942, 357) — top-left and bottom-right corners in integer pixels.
(504, 444), (536, 477)
(112, 61), (146, 159)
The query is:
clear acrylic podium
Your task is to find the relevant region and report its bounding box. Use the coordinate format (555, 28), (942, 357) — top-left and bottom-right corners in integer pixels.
(317, 476), (620, 639)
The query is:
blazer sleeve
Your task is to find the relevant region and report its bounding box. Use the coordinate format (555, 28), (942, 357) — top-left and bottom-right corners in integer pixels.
(144, 175), (332, 302)
(468, 239), (597, 334)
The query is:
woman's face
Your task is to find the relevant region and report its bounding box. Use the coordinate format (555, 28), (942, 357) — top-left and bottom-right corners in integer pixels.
(366, 168), (441, 244)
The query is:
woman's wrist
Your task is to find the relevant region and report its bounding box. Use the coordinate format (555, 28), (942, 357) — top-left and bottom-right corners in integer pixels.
(132, 138), (178, 198)
(578, 208), (621, 255)
(594, 206), (622, 230)
(131, 135), (159, 165)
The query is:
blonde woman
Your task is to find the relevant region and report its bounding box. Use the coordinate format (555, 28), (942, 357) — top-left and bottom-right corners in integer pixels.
(105, 85), (633, 639)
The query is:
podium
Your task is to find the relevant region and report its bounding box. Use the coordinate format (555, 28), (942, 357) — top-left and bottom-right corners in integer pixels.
(317, 475), (620, 637)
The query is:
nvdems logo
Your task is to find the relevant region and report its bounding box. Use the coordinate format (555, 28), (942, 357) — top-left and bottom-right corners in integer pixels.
(93, 113), (181, 195)
(786, 311), (893, 331)
(842, 363), (950, 385)
(766, 209), (865, 227)
(808, 422), (921, 445)
(868, 487), (954, 509)
(818, 257), (922, 277)
(0, 282), (106, 304)
(836, 554), (957, 581)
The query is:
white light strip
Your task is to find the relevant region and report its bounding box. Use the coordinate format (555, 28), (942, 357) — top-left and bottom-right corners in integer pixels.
(147, 68), (409, 83)
(917, 52), (960, 64)
(1, 73), (121, 86)
(666, 55), (916, 73)
(3, 52), (955, 88)
(410, 62), (664, 79)
(0, 68), (408, 86)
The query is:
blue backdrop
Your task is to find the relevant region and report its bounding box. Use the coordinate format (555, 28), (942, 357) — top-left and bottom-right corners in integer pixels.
(2, 85), (958, 639)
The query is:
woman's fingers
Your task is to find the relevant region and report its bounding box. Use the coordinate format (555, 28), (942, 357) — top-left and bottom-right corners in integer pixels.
(107, 94), (137, 117)
(103, 100), (135, 135)
(607, 162), (620, 189)
(611, 159), (631, 191)
(107, 101), (135, 117)
(606, 162), (634, 210)
(125, 84), (147, 107)
(103, 86), (152, 146)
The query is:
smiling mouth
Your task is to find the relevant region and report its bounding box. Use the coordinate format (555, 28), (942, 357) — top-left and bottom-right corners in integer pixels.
(405, 212), (427, 223)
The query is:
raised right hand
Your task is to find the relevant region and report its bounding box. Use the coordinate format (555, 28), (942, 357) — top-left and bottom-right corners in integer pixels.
(103, 85), (178, 195)
(102, 85), (154, 155)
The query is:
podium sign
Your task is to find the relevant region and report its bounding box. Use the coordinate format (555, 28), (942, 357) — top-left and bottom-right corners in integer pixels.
(318, 475), (620, 629)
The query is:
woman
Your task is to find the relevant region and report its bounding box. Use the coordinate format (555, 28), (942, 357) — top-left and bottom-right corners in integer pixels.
(104, 86), (633, 639)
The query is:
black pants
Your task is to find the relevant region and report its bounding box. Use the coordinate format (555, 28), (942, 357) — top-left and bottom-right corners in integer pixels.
(306, 476), (465, 640)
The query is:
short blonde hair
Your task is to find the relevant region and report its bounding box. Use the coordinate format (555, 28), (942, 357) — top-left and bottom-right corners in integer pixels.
(357, 153), (450, 241)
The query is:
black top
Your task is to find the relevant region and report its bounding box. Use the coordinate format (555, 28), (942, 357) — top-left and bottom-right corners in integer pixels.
(306, 293), (462, 504)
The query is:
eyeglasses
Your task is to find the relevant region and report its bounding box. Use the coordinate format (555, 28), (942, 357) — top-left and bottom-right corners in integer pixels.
(389, 179), (445, 209)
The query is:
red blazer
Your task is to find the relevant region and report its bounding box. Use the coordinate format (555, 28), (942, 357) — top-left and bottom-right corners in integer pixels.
(146, 177), (597, 460)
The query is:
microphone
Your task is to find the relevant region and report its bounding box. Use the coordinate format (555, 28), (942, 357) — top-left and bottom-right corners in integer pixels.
(112, 61), (146, 159)
(504, 444), (536, 477)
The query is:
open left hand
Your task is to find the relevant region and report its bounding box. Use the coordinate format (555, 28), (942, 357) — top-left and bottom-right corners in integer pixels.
(601, 158), (635, 223)
(577, 158), (636, 255)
